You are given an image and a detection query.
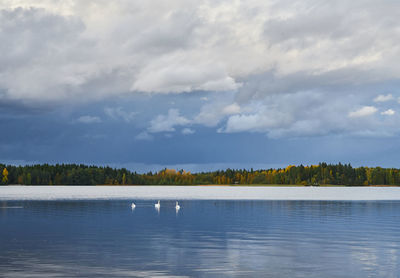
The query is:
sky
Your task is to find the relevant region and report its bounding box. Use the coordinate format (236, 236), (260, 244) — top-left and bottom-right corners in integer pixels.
(1, 0), (400, 172)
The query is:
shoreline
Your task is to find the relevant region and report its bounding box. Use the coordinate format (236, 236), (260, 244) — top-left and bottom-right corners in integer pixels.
(1, 186), (400, 201)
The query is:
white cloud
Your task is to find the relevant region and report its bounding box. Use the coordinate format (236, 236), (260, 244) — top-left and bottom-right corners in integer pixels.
(212, 89), (399, 138)
(131, 55), (240, 93)
(104, 107), (136, 123)
(217, 90), (343, 136)
(222, 103), (240, 115)
(1, 0), (400, 103)
(374, 94), (393, 102)
(148, 109), (190, 133)
(348, 106), (378, 118)
(77, 115), (101, 124)
(222, 108), (292, 134)
(194, 92), (238, 127)
(182, 128), (195, 135)
(381, 109), (395, 116)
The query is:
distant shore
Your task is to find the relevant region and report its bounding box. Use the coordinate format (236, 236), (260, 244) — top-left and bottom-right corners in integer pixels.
(2, 186), (400, 201)
(2, 163), (400, 186)
(3, 184), (394, 187)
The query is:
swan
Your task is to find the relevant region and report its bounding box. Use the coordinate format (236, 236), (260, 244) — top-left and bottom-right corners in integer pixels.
(175, 201), (180, 210)
(131, 202), (136, 209)
(155, 200), (160, 209)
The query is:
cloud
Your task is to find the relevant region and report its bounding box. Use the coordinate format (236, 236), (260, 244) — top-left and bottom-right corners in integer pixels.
(77, 115), (101, 124)
(2, 1), (400, 140)
(2, 0), (400, 104)
(148, 109), (190, 133)
(381, 109), (395, 116)
(374, 94), (394, 102)
(348, 106), (378, 118)
(182, 128), (195, 135)
(194, 92), (238, 127)
(104, 107), (136, 123)
(222, 103), (240, 115)
(0, 8), (87, 101)
(131, 54), (240, 93)
(223, 113), (288, 134)
(212, 88), (400, 138)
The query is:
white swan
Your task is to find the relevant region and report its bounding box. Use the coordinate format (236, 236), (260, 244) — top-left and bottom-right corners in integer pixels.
(155, 200), (160, 209)
(131, 202), (136, 209)
(175, 201), (180, 210)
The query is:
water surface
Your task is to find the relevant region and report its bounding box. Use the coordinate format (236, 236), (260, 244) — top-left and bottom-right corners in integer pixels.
(1, 200), (399, 277)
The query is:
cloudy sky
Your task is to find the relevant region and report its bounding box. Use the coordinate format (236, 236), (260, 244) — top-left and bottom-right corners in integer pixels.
(1, 0), (400, 172)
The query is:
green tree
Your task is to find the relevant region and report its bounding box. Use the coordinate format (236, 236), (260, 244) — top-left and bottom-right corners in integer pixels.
(26, 173), (32, 185)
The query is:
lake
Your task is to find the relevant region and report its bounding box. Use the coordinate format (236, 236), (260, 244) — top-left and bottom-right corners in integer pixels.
(1, 199), (400, 277)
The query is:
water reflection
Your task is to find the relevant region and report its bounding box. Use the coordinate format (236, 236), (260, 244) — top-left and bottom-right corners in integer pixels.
(1, 200), (400, 277)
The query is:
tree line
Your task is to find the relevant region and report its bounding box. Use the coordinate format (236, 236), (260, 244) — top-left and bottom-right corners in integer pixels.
(1, 162), (400, 186)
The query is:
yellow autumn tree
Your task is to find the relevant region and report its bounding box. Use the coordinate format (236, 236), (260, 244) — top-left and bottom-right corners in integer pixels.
(164, 169), (177, 175)
(2, 168), (8, 184)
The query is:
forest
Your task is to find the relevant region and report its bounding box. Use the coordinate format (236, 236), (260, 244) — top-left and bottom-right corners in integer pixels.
(1, 162), (400, 186)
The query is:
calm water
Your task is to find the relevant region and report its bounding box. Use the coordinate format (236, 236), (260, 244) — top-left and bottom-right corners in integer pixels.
(1, 200), (400, 277)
